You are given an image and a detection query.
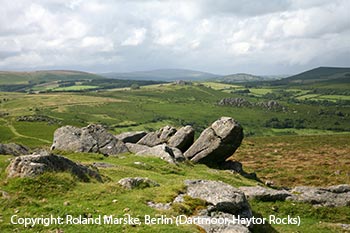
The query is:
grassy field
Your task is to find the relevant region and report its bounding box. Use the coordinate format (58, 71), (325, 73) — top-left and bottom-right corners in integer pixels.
(0, 80), (349, 232)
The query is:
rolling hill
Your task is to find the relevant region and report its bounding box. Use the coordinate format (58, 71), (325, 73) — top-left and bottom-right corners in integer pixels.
(0, 70), (104, 85)
(99, 69), (220, 81)
(274, 67), (350, 86)
(213, 73), (280, 83)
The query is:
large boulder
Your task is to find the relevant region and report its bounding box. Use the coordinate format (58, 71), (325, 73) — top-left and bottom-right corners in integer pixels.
(114, 131), (147, 143)
(125, 143), (150, 154)
(137, 125), (177, 147)
(184, 117), (243, 166)
(136, 144), (185, 164)
(287, 185), (350, 207)
(51, 124), (128, 156)
(6, 152), (102, 182)
(168, 125), (195, 152)
(0, 143), (29, 156)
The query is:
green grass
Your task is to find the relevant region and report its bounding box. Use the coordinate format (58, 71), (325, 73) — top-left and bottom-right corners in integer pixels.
(0, 152), (256, 232)
(53, 85), (98, 91)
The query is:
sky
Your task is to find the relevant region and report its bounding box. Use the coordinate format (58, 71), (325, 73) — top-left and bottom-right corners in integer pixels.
(0, 0), (349, 75)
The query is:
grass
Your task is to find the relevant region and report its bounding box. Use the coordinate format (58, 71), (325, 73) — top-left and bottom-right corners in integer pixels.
(0, 153), (256, 232)
(53, 85), (98, 91)
(234, 134), (350, 187)
(0, 81), (349, 232)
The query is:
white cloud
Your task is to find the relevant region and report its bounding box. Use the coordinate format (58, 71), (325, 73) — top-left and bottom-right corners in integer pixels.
(121, 28), (146, 46)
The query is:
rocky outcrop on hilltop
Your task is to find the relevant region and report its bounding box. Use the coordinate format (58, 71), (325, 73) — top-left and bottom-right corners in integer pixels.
(51, 117), (244, 167)
(218, 98), (286, 111)
(0, 143), (29, 156)
(6, 151), (102, 182)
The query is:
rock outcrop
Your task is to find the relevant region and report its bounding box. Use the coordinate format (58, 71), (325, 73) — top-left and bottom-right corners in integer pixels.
(118, 177), (159, 189)
(114, 131), (147, 143)
(6, 152), (102, 182)
(174, 180), (252, 232)
(239, 186), (291, 201)
(137, 125), (177, 147)
(167, 125), (195, 152)
(184, 117), (243, 166)
(125, 143), (150, 154)
(136, 144), (185, 164)
(0, 143), (29, 156)
(51, 124), (128, 156)
(287, 185), (350, 207)
(218, 98), (286, 111)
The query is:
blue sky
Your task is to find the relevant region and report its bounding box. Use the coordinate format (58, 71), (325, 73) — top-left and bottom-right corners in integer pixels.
(0, 0), (349, 75)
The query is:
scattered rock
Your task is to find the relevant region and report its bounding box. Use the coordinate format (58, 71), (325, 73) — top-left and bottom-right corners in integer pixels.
(125, 143), (150, 154)
(118, 177), (159, 189)
(218, 98), (252, 107)
(6, 152), (102, 182)
(184, 117), (243, 166)
(137, 125), (177, 147)
(0, 143), (30, 156)
(168, 125), (195, 152)
(136, 144), (185, 164)
(92, 162), (115, 168)
(288, 185), (350, 207)
(147, 201), (171, 210)
(1, 190), (10, 199)
(239, 186), (291, 201)
(218, 98), (286, 111)
(51, 124), (129, 156)
(114, 131), (147, 143)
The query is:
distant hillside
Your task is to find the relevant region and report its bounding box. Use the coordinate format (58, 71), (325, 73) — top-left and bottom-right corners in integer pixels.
(0, 70), (104, 85)
(211, 73), (280, 83)
(275, 67), (350, 85)
(99, 69), (220, 81)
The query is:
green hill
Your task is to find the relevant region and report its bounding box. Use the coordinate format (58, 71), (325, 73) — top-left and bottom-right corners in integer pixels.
(211, 73), (274, 83)
(274, 67), (350, 86)
(99, 69), (219, 81)
(0, 70), (104, 85)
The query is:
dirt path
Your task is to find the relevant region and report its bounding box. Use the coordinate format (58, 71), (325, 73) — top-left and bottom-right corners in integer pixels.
(7, 121), (51, 144)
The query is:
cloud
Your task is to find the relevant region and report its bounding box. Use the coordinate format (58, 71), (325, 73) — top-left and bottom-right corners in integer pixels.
(0, 0), (349, 74)
(121, 28), (146, 46)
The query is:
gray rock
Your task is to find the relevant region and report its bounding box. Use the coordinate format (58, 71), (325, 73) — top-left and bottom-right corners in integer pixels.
(118, 177), (159, 189)
(114, 131), (147, 143)
(92, 162), (115, 168)
(136, 144), (185, 164)
(6, 153), (102, 182)
(125, 143), (150, 154)
(137, 125), (177, 147)
(0, 143), (29, 156)
(239, 186), (291, 201)
(168, 125), (195, 152)
(51, 124), (129, 156)
(194, 213), (251, 233)
(288, 185), (350, 207)
(176, 180), (252, 233)
(183, 180), (252, 218)
(184, 117), (243, 166)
